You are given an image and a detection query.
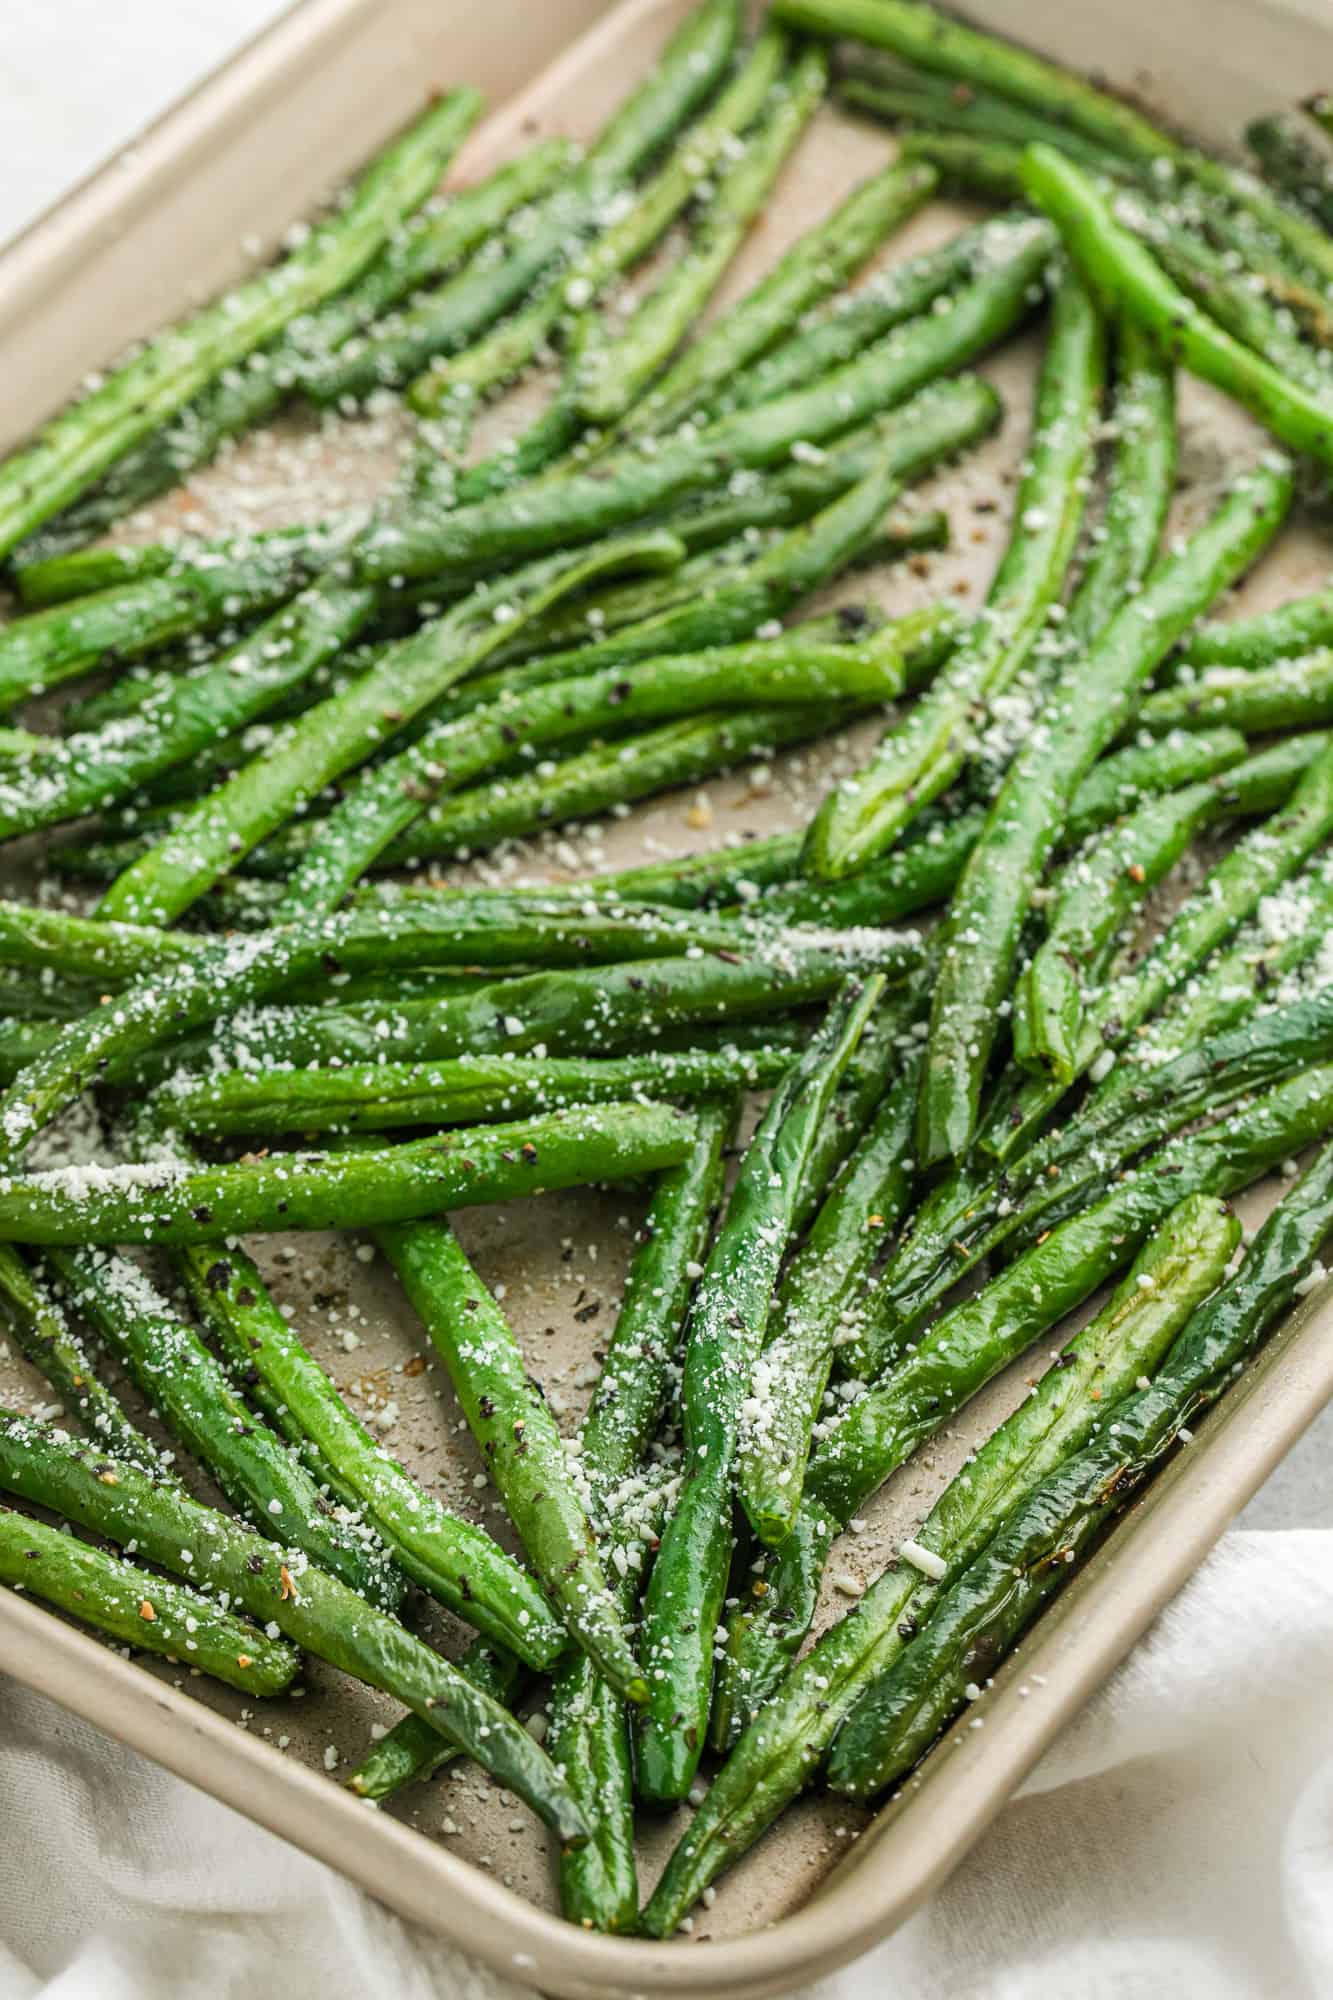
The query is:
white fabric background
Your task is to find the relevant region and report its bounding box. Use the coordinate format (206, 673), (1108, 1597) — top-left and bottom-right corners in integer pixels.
(3, 7), (1333, 1995)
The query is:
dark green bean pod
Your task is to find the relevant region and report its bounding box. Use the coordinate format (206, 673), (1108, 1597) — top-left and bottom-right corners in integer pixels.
(377, 1221), (646, 1701)
(1247, 113), (1333, 232)
(723, 214), (1041, 415)
(150, 1044), (792, 1138)
(1140, 649), (1333, 736)
(0, 1103), (698, 1245)
(0, 1505), (300, 1696)
(0, 1247), (172, 1480)
(1063, 320), (1177, 648)
(1179, 586), (1333, 671)
(1064, 726), (1250, 841)
(1015, 732), (1333, 1083)
(736, 1046), (921, 1547)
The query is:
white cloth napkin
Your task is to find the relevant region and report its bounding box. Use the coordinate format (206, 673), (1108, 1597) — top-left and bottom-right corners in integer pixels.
(4, 1524), (1331, 2000)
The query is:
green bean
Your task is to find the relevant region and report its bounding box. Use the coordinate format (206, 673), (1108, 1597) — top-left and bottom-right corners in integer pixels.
(573, 47), (830, 431)
(310, 0), (741, 405)
(43, 1246), (409, 1612)
(95, 530), (685, 924)
(848, 982), (1333, 1395)
(343, 1639), (521, 1802)
(441, 315), (595, 509)
(713, 1062), (1333, 1732)
(838, 71), (1126, 173)
(1065, 726), (1250, 840)
(1021, 146), (1333, 471)
(792, 980), (930, 1237)
(1140, 649), (1333, 735)
(656, 1191), (1236, 1901)
(380, 1222), (644, 1701)
(1145, 218), (1333, 408)
(897, 130), (1033, 202)
(1135, 854), (1333, 1072)
(636, 974), (884, 1802)
(1014, 785), (1225, 1082)
(0, 533), (345, 710)
(0, 94), (483, 561)
(1247, 113), (1333, 233)
(0, 901), (200, 981)
(174, 1244), (567, 1663)
(0, 1413), (588, 1841)
(382, 706), (863, 868)
(17, 345), (987, 712)
(16, 537), (268, 607)
(111, 942), (901, 1090)
(0, 1505), (301, 1696)
(0, 1103), (698, 1245)
(920, 457), (1290, 1164)
(804, 271), (1102, 880)
(736, 1047), (920, 1547)
(150, 1044), (791, 1138)
(828, 1146), (1333, 1797)
(1064, 321), (1177, 649)
(1179, 587), (1333, 671)
(0, 1247), (170, 1479)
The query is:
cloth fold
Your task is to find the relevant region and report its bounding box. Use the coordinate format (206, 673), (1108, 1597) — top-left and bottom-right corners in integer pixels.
(3, 1528), (1331, 2000)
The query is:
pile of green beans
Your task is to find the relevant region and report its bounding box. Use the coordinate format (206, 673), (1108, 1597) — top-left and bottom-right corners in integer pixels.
(5, 0), (1333, 1948)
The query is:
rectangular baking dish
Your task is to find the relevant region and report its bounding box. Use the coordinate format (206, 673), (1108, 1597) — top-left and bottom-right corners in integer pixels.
(2, 3), (1333, 1996)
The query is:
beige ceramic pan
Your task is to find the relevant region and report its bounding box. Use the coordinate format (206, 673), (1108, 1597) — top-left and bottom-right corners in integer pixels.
(2, 2), (1333, 1995)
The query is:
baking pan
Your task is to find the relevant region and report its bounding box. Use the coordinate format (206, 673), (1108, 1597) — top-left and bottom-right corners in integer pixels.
(2, 2), (1333, 1995)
